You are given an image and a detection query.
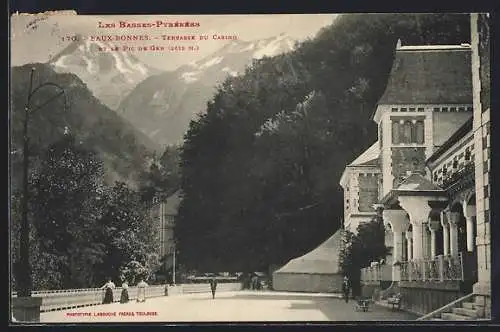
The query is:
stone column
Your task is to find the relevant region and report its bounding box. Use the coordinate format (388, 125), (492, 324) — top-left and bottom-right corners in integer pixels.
(463, 203), (476, 252)
(471, 13), (491, 313)
(405, 230), (413, 260)
(383, 209), (409, 282)
(441, 212), (450, 256)
(12, 297), (43, 322)
(465, 216), (475, 252)
(398, 196), (433, 260)
(422, 225), (431, 259)
(412, 223), (424, 260)
(447, 211), (460, 257)
(428, 221), (441, 258)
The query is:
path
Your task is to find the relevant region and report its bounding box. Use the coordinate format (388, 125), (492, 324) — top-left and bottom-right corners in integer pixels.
(40, 290), (419, 322)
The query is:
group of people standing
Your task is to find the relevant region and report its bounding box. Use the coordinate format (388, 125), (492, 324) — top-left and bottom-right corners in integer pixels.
(101, 278), (149, 304)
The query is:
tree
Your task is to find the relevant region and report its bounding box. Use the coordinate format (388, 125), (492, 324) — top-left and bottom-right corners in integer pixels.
(97, 182), (161, 284)
(177, 13), (470, 272)
(338, 215), (389, 296)
(27, 132), (107, 289)
(139, 145), (181, 202)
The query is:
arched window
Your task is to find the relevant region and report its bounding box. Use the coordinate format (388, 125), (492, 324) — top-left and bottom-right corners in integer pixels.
(403, 121), (412, 143)
(392, 121), (400, 144)
(415, 121), (425, 144)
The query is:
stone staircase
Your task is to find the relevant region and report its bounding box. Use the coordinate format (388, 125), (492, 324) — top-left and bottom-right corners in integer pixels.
(419, 294), (490, 321)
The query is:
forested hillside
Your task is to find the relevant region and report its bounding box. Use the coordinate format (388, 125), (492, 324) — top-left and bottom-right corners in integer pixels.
(176, 13), (471, 272)
(10, 63), (160, 190)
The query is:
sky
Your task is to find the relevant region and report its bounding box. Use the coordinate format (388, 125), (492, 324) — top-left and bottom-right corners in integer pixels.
(10, 13), (338, 71)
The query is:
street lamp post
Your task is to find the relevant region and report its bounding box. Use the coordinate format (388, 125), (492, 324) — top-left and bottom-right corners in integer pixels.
(16, 67), (67, 297)
(172, 242), (176, 285)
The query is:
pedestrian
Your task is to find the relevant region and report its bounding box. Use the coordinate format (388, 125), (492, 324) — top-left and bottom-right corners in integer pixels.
(101, 278), (116, 304)
(210, 277), (217, 299)
(136, 278), (149, 303)
(251, 275), (257, 290)
(342, 276), (351, 303)
(120, 280), (129, 303)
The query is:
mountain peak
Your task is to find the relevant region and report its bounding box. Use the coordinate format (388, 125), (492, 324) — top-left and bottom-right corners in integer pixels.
(117, 33), (299, 146)
(47, 36), (161, 110)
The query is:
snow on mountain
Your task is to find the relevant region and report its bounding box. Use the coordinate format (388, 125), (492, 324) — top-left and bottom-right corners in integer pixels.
(198, 56), (224, 69)
(178, 34), (297, 84)
(48, 36), (160, 109)
(118, 33), (298, 146)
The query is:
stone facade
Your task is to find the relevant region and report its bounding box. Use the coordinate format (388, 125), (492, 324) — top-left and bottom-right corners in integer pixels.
(347, 37), (491, 318)
(340, 142), (381, 233)
(470, 13), (491, 317)
(391, 147), (426, 188)
(358, 173), (379, 212)
(341, 168), (380, 233)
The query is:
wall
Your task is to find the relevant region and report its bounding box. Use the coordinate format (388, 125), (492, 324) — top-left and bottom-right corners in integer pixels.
(471, 13), (491, 317)
(433, 112), (473, 147)
(391, 147), (426, 187)
(272, 273), (344, 293)
(358, 173), (379, 212)
(343, 168), (380, 233)
(379, 106), (433, 196)
(399, 281), (465, 316)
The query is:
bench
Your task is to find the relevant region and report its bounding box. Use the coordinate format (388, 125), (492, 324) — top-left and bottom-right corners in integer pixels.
(355, 298), (371, 312)
(387, 293), (402, 311)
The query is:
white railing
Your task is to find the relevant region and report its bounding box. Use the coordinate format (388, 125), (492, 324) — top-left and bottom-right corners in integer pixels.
(400, 254), (464, 282)
(12, 283), (243, 312)
(361, 264), (392, 284)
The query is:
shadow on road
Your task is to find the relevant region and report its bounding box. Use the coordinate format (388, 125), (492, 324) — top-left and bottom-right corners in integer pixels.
(193, 293), (419, 321)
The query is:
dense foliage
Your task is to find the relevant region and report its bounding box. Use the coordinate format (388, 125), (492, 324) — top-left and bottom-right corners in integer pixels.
(177, 13), (470, 272)
(338, 215), (389, 296)
(10, 63), (159, 192)
(11, 134), (163, 290)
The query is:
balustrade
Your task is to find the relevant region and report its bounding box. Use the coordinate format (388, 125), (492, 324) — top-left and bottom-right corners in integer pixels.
(11, 283), (243, 312)
(360, 264), (391, 284)
(399, 254), (464, 282)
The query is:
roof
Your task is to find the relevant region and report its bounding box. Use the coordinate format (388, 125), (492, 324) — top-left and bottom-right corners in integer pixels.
(340, 142), (380, 187)
(396, 173), (443, 192)
(427, 117), (473, 164)
(348, 141), (380, 166)
(378, 44), (472, 105)
(380, 172), (445, 205)
(273, 230), (342, 275)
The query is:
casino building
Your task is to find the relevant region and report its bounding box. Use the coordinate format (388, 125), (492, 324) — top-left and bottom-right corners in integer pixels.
(340, 14), (491, 319)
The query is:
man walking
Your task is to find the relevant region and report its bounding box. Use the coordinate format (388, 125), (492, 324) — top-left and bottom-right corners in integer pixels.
(342, 276), (351, 303)
(210, 277), (218, 299)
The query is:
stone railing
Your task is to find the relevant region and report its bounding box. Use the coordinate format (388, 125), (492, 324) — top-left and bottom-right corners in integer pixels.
(12, 283), (242, 312)
(360, 264), (392, 284)
(400, 254), (464, 282)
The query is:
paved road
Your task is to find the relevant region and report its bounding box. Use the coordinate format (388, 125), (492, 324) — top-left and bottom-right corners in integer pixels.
(40, 291), (419, 323)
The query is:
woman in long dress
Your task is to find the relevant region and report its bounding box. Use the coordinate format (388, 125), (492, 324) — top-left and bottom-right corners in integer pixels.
(120, 281), (129, 303)
(101, 279), (116, 304)
(136, 279), (148, 303)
